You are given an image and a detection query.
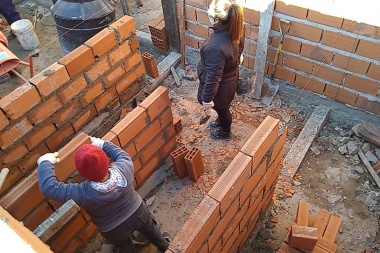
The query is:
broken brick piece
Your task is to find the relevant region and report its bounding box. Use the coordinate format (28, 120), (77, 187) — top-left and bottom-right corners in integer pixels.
(289, 225), (318, 250)
(184, 147), (204, 182)
(141, 52), (159, 78)
(173, 116), (182, 134)
(170, 145), (190, 179)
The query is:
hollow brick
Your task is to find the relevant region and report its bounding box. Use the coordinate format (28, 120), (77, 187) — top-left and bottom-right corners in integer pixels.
(161, 136), (176, 159)
(324, 83), (339, 99)
(171, 145), (190, 179)
(53, 100), (81, 128)
(115, 70), (138, 94)
(184, 147), (205, 183)
(342, 19), (380, 39)
(141, 52), (159, 78)
(271, 36), (301, 54)
(284, 54), (314, 74)
(139, 86), (170, 120)
(95, 87), (118, 112)
(140, 134), (165, 164)
(273, 65), (296, 83)
(58, 45), (95, 78)
(185, 6), (196, 21)
(356, 39), (380, 61)
(244, 7), (260, 26)
(125, 51), (142, 71)
(159, 108), (173, 130)
(333, 54), (370, 75)
(367, 63), (380, 80)
(185, 35), (199, 49)
(105, 65), (126, 87)
(196, 10), (211, 26)
(187, 22), (209, 38)
(108, 40), (132, 66)
(288, 21), (323, 43)
(134, 120), (162, 152)
(313, 65), (345, 84)
(0, 110), (9, 131)
(84, 29), (117, 58)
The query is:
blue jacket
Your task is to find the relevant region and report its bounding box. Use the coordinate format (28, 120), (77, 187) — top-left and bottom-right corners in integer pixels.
(37, 141), (142, 232)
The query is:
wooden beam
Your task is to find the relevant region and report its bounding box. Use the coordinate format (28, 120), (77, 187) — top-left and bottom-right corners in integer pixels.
(358, 148), (380, 188)
(161, 0), (181, 52)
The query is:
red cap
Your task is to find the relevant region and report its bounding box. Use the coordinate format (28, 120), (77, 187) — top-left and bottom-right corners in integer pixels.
(74, 144), (109, 182)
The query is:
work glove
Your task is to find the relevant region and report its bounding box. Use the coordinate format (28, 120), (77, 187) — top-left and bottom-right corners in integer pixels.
(90, 136), (105, 149)
(202, 101), (214, 110)
(37, 152), (60, 165)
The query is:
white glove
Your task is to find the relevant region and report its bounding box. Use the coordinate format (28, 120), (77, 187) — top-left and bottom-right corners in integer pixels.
(240, 54), (244, 65)
(90, 136), (105, 149)
(37, 152), (60, 165)
(202, 101), (214, 110)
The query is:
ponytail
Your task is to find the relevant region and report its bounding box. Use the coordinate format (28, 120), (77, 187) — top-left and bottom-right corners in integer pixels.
(227, 4), (244, 43)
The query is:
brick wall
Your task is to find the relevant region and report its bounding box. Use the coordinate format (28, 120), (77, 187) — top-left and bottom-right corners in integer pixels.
(167, 116), (287, 252)
(181, 0), (380, 116)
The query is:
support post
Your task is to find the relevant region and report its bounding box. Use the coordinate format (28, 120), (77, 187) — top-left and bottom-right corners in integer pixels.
(161, 0), (181, 52)
(251, 0), (275, 100)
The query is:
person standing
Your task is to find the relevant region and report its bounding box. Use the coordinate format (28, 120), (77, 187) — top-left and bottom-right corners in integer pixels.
(197, 0), (245, 140)
(0, 0), (21, 39)
(37, 137), (170, 253)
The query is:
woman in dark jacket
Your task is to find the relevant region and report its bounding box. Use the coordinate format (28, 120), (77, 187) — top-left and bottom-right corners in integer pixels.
(197, 0), (244, 140)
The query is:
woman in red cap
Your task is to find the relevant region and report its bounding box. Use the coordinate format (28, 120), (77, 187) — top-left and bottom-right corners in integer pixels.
(37, 137), (170, 253)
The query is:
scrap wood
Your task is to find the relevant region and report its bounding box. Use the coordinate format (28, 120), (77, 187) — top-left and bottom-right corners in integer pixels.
(358, 148), (380, 188)
(357, 121), (380, 147)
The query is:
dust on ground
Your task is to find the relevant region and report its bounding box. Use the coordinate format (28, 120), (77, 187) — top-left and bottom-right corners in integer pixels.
(2, 1), (380, 253)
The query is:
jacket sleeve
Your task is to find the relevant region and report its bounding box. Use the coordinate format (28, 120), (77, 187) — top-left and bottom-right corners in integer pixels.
(202, 46), (226, 103)
(102, 141), (135, 176)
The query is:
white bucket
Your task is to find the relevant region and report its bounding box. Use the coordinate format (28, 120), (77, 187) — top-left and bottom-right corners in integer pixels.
(11, 19), (40, 50)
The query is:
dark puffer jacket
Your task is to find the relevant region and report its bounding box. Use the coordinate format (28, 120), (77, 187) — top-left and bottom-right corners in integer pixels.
(197, 25), (244, 109)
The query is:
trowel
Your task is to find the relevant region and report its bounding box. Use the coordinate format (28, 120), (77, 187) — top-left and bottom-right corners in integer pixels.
(199, 109), (211, 125)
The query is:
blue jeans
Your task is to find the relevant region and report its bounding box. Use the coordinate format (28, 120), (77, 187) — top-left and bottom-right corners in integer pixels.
(0, 0), (21, 25)
(100, 202), (168, 253)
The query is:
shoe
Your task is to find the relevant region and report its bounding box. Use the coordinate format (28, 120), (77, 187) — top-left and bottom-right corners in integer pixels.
(7, 31), (16, 40)
(131, 231), (150, 245)
(163, 232), (172, 243)
(210, 128), (232, 140)
(208, 120), (221, 129)
(0, 73), (10, 83)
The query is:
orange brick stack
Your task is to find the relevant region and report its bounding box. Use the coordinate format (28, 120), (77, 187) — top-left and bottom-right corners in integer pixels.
(148, 13), (169, 51)
(278, 200), (342, 253)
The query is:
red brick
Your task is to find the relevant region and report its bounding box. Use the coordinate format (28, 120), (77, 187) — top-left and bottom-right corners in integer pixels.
(342, 19), (380, 39)
(356, 39), (380, 61)
(296, 201), (310, 226)
(0, 167), (23, 196)
(184, 147), (205, 183)
(277, 242), (303, 253)
(30, 95), (62, 125)
(316, 237), (338, 253)
(59, 76), (88, 104)
(295, 74), (325, 95)
(171, 145), (190, 179)
(271, 36), (301, 54)
(134, 120), (161, 152)
(61, 238), (84, 253)
(289, 225), (318, 250)
(335, 87), (358, 105)
(367, 63), (380, 80)
(102, 131), (121, 146)
(140, 134), (165, 164)
(345, 74), (380, 95)
(135, 154), (160, 185)
(287, 21), (322, 43)
(314, 65), (345, 84)
(186, 22), (209, 39)
(49, 214), (87, 253)
(159, 108), (173, 129)
(300, 43), (333, 63)
(273, 65), (296, 83)
(0, 83), (40, 121)
(323, 215), (342, 241)
(111, 106), (147, 146)
(134, 63), (146, 80)
(85, 29), (117, 57)
(46, 123), (75, 151)
(244, 7), (260, 26)
(0, 110), (9, 132)
(30, 63), (71, 97)
(187, 0), (207, 9)
(105, 65), (126, 87)
(323, 83), (339, 99)
(130, 34), (139, 51)
(161, 136), (176, 159)
(284, 54), (314, 74)
(222, 222), (239, 253)
(196, 10), (211, 26)
(321, 30), (358, 53)
(139, 86), (170, 120)
(23, 200), (55, 231)
(25, 121), (56, 150)
(240, 161), (266, 205)
(355, 96), (380, 116)
(0, 117), (32, 149)
(18, 144), (49, 174)
(275, 0), (308, 19)
(307, 10), (343, 28)
(115, 70), (138, 94)
(245, 25), (258, 41)
(133, 157), (143, 174)
(54, 132), (90, 181)
(185, 35), (199, 49)
(72, 104), (98, 132)
(80, 81), (103, 106)
(58, 45), (95, 78)
(142, 52), (159, 78)
(0, 171), (44, 220)
(53, 100), (81, 127)
(124, 143), (137, 159)
(95, 87), (118, 112)
(85, 58), (111, 83)
(78, 222), (98, 242)
(242, 55), (255, 69)
(125, 51), (142, 71)
(185, 6), (196, 21)
(108, 41), (132, 66)
(333, 54), (370, 75)
(109, 15), (136, 42)
(244, 39), (257, 56)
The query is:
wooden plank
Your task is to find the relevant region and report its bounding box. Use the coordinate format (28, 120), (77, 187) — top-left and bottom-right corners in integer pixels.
(322, 215), (342, 242)
(252, 0), (275, 99)
(312, 209), (331, 238)
(283, 105), (330, 178)
(33, 199), (80, 242)
(358, 148), (380, 188)
(171, 66), (181, 87)
(296, 201), (310, 226)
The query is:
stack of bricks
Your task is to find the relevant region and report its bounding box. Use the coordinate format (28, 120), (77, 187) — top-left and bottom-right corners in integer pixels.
(0, 86), (176, 252)
(148, 13), (169, 51)
(278, 201), (342, 253)
(170, 145), (204, 182)
(167, 116), (288, 252)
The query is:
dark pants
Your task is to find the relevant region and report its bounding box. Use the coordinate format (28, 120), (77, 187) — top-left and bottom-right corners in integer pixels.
(0, 0), (21, 25)
(214, 106), (232, 132)
(100, 202), (168, 253)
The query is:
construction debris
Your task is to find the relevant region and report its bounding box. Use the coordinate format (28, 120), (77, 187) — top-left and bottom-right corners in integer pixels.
(354, 121), (380, 147)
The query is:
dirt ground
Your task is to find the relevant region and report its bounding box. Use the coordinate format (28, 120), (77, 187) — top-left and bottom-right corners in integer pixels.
(2, 1), (380, 253)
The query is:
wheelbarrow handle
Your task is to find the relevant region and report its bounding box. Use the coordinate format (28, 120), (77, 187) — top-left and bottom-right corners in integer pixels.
(279, 19), (291, 37)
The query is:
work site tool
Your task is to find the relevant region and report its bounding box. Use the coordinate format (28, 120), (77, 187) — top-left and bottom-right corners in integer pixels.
(261, 18), (290, 106)
(199, 109), (211, 125)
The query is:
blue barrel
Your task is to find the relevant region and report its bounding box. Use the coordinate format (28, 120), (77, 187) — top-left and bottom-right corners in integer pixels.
(51, 0), (115, 56)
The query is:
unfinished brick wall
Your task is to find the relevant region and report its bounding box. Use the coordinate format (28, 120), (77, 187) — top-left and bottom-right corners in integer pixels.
(181, 0), (380, 116)
(0, 15), (146, 197)
(0, 86), (175, 252)
(167, 116), (287, 253)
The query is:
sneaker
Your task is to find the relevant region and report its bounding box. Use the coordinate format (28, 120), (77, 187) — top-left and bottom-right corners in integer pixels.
(7, 31), (16, 40)
(131, 231), (150, 245)
(210, 128), (232, 140)
(163, 232), (172, 243)
(208, 120), (221, 129)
